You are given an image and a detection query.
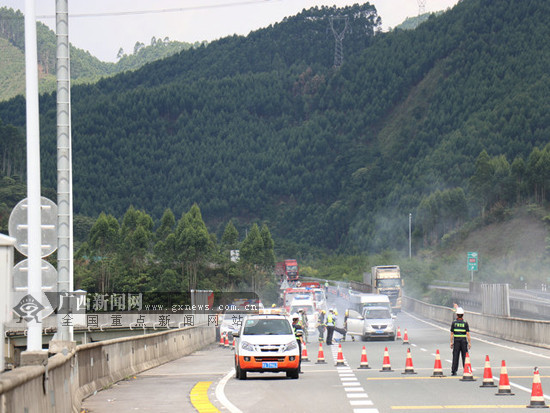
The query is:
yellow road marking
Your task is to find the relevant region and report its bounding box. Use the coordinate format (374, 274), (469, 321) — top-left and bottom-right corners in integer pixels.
(190, 381), (219, 413)
(392, 406), (526, 410)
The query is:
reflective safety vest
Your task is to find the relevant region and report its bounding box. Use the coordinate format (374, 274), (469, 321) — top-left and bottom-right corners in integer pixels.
(451, 320), (468, 339)
(327, 313), (335, 326)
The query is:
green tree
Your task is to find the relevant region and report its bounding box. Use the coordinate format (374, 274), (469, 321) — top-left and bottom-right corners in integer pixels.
(88, 212), (120, 291)
(175, 204), (213, 291)
(469, 150), (494, 218)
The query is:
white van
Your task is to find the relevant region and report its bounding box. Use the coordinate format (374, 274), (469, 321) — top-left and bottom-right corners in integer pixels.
(349, 293), (393, 315)
(289, 297), (317, 333)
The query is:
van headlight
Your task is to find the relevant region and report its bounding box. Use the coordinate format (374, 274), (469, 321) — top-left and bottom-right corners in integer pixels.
(285, 340), (298, 351)
(241, 341), (255, 352)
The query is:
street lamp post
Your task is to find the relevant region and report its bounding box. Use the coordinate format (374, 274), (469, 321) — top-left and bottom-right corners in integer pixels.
(408, 213), (412, 259)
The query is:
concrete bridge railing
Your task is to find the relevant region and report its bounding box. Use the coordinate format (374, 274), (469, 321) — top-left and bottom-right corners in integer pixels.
(403, 296), (550, 349)
(0, 320), (215, 413)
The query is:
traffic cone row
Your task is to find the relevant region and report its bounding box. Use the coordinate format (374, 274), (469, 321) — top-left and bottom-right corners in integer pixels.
(459, 352), (476, 381)
(358, 346), (370, 369)
(402, 329), (410, 345)
(402, 348), (417, 374)
(480, 355), (496, 388)
(335, 344), (345, 366)
(431, 349), (445, 377)
(316, 342), (326, 364)
(495, 360), (514, 396)
(301, 342), (310, 362)
(308, 339), (548, 408)
(527, 367), (548, 408)
(380, 347), (393, 372)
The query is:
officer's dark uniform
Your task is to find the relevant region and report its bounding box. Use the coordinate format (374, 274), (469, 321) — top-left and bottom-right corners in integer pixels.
(292, 318), (304, 373)
(450, 315), (470, 375)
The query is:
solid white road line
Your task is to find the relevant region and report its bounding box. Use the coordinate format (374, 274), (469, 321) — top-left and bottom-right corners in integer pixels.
(215, 369), (243, 413)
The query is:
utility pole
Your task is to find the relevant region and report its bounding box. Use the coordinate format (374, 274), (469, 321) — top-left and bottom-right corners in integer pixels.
(329, 16), (349, 69)
(408, 213), (412, 259)
(53, 0), (75, 349)
(23, 0), (44, 357)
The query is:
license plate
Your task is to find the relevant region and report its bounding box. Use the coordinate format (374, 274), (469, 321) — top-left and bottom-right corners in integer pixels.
(375, 330), (384, 334)
(262, 362), (277, 369)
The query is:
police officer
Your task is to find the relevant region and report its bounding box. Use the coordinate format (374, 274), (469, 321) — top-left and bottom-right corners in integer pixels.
(333, 309), (346, 342)
(292, 313), (304, 373)
(326, 309), (335, 345)
(317, 309), (326, 342)
(450, 307), (471, 376)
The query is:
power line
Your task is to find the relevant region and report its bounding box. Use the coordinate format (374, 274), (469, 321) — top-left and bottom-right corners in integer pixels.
(35, 0), (281, 20)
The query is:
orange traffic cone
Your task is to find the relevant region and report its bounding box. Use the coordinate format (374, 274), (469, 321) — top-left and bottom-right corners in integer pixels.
(219, 333), (224, 347)
(460, 352), (476, 381)
(301, 342), (310, 362)
(526, 367), (548, 408)
(432, 349), (445, 377)
(396, 327), (402, 340)
(224, 335), (229, 348)
(380, 347), (393, 372)
(402, 329), (410, 345)
(335, 344), (345, 366)
(231, 338), (235, 351)
(358, 346), (370, 369)
(316, 342), (326, 364)
(402, 348), (417, 374)
(495, 360), (514, 396)
(480, 355), (496, 387)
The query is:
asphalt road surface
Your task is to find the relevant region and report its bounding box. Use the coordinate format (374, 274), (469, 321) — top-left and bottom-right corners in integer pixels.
(82, 292), (550, 413)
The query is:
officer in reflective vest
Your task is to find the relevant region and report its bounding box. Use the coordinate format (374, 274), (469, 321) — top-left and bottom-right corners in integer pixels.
(326, 309), (335, 345)
(292, 313), (304, 373)
(450, 307), (471, 376)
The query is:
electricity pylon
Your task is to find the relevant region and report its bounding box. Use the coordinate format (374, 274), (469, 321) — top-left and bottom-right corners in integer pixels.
(330, 15), (349, 69)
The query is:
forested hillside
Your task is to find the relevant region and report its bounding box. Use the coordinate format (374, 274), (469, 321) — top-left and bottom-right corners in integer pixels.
(1, 0), (550, 257)
(0, 7), (203, 101)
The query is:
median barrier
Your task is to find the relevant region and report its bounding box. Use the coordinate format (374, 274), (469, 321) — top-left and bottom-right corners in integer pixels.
(0, 318), (215, 413)
(403, 296), (550, 349)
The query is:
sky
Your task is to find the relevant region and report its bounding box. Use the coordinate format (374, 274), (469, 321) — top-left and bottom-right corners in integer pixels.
(1, 0), (459, 62)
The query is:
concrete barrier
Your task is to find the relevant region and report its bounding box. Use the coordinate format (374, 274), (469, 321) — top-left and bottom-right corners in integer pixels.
(0, 320), (215, 413)
(403, 296), (550, 350)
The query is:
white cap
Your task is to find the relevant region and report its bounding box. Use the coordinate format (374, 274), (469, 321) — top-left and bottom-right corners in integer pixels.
(456, 307), (464, 315)
(292, 313), (300, 319)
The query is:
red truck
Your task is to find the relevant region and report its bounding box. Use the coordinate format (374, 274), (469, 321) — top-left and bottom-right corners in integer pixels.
(275, 259), (299, 282)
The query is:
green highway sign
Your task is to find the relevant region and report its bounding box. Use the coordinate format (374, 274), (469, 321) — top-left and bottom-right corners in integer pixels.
(467, 252), (478, 271)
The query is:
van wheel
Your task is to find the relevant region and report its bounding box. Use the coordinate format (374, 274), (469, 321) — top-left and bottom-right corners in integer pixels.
(286, 368), (299, 379)
(235, 363), (247, 380)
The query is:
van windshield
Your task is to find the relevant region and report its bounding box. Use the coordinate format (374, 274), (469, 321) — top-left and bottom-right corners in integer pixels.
(290, 306), (314, 315)
(243, 318), (293, 335)
(363, 309), (391, 319)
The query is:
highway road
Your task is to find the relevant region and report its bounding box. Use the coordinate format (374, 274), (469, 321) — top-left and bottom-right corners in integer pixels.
(82, 293), (550, 413)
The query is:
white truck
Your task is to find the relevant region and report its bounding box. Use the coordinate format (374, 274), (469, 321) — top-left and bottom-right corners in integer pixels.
(364, 265), (403, 312)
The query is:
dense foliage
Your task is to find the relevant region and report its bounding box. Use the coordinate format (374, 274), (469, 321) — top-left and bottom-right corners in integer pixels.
(0, 6), (203, 101)
(1, 0), (550, 260)
(75, 204), (277, 300)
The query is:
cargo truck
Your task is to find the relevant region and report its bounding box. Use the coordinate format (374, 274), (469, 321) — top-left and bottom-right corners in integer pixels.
(363, 265), (403, 312)
(275, 259), (299, 282)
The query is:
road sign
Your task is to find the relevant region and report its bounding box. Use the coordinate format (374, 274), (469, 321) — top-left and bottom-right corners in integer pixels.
(8, 197), (58, 257)
(467, 252), (478, 271)
(12, 258), (58, 319)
